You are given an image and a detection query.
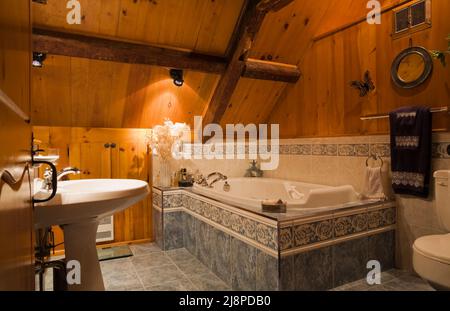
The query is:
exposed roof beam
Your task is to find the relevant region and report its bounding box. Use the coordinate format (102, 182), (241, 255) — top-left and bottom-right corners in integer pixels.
(32, 27), (227, 74)
(242, 58), (301, 83)
(202, 0), (295, 130)
(33, 27), (300, 84)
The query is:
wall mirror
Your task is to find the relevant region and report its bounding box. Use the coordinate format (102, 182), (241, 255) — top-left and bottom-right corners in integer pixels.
(391, 46), (433, 89)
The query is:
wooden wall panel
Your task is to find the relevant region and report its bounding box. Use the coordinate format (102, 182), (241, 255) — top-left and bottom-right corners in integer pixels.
(313, 0), (407, 40)
(31, 55), (220, 129)
(33, 127), (152, 249)
(32, 0), (245, 56)
(219, 78), (287, 126)
(269, 0), (450, 138)
(250, 0), (330, 64)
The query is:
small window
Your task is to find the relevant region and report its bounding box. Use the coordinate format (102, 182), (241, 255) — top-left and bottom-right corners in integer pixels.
(411, 1), (427, 27)
(392, 0), (431, 39)
(395, 8), (410, 33)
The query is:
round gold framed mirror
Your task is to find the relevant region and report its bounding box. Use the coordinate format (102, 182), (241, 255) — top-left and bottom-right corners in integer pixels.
(391, 46), (433, 89)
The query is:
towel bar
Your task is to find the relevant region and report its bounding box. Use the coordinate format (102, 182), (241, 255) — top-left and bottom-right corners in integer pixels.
(360, 106), (449, 121)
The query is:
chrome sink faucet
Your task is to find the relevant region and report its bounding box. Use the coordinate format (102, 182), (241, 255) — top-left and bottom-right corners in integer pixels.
(42, 167), (80, 190)
(57, 167), (81, 181)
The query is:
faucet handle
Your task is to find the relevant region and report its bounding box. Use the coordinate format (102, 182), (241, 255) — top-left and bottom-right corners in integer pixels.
(43, 167), (53, 178)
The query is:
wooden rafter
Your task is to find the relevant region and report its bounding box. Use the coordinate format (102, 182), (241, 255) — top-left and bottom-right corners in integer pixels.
(243, 58), (301, 83)
(33, 27), (227, 74)
(32, 27), (300, 84)
(202, 0), (295, 130)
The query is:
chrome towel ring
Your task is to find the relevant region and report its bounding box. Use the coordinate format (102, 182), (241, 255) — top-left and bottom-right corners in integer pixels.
(366, 153), (384, 168)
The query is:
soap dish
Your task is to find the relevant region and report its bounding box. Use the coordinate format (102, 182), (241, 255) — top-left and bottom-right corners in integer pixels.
(261, 199), (287, 213)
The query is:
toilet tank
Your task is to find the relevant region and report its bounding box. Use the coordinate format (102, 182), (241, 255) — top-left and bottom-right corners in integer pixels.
(434, 170), (450, 231)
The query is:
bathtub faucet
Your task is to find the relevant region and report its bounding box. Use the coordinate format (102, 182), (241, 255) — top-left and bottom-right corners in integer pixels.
(207, 172), (227, 188)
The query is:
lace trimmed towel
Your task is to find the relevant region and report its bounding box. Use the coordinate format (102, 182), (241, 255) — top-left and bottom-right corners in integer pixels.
(361, 166), (386, 200)
(389, 106), (432, 198)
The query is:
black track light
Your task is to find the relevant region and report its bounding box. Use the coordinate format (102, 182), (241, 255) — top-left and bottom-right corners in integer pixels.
(32, 52), (47, 68)
(170, 69), (184, 87)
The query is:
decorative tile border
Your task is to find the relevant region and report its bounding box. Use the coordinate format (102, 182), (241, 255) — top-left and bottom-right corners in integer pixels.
(278, 204), (397, 255)
(163, 193), (183, 209)
(152, 191), (162, 208)
(152, 189), (183, 209)
(369, 144), (391, 158)
(176, 140), (450, 159)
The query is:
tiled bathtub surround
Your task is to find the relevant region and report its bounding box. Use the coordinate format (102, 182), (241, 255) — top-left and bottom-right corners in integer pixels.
(278, 203), (396, 253)
(153, 187), (396, 290)
(279, 203), (396, 290)
(154, 133), (450, 273)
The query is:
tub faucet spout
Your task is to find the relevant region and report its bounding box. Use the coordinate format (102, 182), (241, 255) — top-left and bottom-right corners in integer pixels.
(207, 172), (227, 188)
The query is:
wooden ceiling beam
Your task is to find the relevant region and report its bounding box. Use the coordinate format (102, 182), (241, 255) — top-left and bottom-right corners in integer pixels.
(202, 0), (295, 130)
(33, 27), (300, 84)
(32, 27), (227, 74)
(243, 58), (301, 83)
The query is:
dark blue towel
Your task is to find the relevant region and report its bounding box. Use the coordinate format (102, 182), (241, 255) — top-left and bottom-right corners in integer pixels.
(389, 106), (432, 198)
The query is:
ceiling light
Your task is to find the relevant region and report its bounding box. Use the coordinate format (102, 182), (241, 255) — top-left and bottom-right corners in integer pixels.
(170, 69), (184, 87)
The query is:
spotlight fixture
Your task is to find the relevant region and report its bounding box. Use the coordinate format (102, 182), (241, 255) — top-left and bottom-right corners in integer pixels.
(32, 52), (47, 68)
(170, 69), (184, 87)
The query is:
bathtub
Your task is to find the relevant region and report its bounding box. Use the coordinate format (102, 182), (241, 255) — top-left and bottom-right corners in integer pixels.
(192, 177), (360, 211)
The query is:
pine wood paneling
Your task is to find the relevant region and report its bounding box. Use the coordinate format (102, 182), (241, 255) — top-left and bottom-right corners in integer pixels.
(269, 0), (450, 138)
(32, 0), (245, 56)
(33, 127), (152, 248)
(32, 56), (220, 128)
(220, 78), (287, 126)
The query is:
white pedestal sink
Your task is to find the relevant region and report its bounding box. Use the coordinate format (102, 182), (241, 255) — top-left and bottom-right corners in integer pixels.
(34, 179), (149, 291)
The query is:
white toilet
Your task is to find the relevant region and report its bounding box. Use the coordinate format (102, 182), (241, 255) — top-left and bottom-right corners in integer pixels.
(412, 170), (450, 290)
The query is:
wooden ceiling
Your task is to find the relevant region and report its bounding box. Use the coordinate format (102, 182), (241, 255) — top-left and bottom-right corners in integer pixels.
(31, 0), (412, 131)
(33, 0), (246, 56)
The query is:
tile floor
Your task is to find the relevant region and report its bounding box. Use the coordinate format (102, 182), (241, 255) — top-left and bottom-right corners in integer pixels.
(332, 269), (434, 291)
(101, 243), (230, 291)
(43, 243), (435, 291)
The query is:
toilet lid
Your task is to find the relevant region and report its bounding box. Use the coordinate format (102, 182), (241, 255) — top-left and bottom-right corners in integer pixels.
(413, 234), (450, 264)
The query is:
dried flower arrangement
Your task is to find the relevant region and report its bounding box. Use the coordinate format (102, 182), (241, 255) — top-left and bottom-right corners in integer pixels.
(147, 120), (189, 161)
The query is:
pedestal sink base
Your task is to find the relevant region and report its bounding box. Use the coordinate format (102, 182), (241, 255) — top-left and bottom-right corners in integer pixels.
(34, 179), (150, 291)
(62, 220), (104, 291)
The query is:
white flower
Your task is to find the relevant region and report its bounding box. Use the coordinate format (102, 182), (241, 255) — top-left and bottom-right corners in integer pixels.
(147, 119), (189, 161)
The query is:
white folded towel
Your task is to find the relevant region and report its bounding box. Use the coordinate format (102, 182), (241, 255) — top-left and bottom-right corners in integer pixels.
(361, 166), (386, 200)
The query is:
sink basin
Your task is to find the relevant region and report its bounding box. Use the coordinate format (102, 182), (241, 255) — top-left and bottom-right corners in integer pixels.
(34, 179), (149, 228)
(34, 179), (149, 291)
